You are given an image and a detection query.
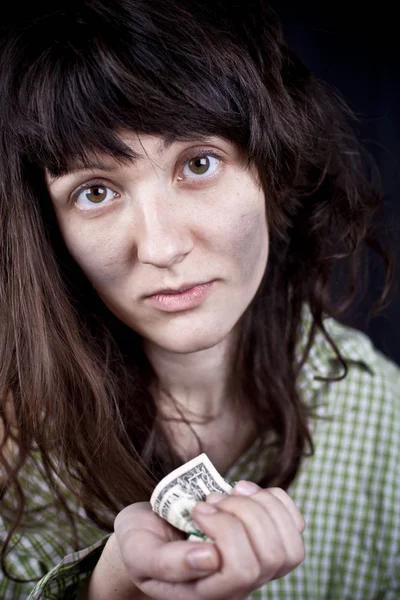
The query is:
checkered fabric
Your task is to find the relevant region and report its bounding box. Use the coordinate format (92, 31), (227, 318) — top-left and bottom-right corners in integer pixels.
(1, 316), (400, 599)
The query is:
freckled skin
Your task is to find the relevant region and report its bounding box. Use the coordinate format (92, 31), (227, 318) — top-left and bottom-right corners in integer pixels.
(47, 133), (269, 356)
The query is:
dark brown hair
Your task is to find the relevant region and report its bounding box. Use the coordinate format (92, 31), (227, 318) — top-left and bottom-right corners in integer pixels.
(0, 0), (391, 582)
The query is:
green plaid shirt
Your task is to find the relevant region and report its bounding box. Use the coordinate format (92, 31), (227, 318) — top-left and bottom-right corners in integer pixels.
(1, 317), (400, 599)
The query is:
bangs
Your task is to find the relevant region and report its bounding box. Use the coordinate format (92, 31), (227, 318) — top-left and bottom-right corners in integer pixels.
(5, 1), (269, 177)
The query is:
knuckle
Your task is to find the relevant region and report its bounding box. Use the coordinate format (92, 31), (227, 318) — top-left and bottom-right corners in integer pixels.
(119, 544), (142, 580)
(215, 510), (242, 534)
(212, 494), (256, 520)
(266, 487), (288, 502)
(114, 525), (134, 554)
(155, 552), (172, 580)
(214, 495), (243, 509)
(292, 542), (306, 566)
(115, 501), (145, 522)
(237, 559), (262, 586)
(114, 506), (132, 532)
(265, 488), (305, 531)
(262, 546), (286, 575)
(298, 514), (306, 532)
(253, 488), (282, 509)
(237, 564), (262, 590)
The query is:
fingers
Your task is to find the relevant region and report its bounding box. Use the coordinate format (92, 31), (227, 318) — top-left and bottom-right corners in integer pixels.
(264, 487), (306, 534)
(233, 482), (305, 533)
(129, 536), (221, 583)
(208, 492), (291, 580)
(189, 483), (305, 595)
(113, 486), (306, 600)
(114, 502), (221, 584)
(191, 501), (266, 599)
(221, 484), (305, 579)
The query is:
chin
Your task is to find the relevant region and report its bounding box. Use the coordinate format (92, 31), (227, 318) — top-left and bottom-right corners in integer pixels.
(152, 325), (231, 354)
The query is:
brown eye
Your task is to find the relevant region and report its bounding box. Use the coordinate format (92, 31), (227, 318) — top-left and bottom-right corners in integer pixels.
(85, 186), (108, 203)
(188, 156), (210, 175)
(75, 183), (117, 210)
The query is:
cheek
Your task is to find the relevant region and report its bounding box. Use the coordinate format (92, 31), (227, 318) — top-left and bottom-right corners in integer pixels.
(222, 199), (269, 281)
(60, 222), (129, 285)
(234, 214), (268, 267)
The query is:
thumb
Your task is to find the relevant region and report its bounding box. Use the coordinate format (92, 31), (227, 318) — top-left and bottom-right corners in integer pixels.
(114, 502), (221, 583)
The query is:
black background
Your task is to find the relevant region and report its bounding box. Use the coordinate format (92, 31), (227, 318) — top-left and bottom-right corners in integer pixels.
(271, 2), (400, 365)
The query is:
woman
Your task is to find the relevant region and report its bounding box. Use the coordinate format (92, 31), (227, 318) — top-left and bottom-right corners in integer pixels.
(0, 1), (399, 598)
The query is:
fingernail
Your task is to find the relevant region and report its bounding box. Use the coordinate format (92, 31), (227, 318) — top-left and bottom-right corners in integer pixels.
(234, 480), (260, 495)
(195, 502), (218, 515)
(207, 493), (225, 504)
(187, 547), (216, 571)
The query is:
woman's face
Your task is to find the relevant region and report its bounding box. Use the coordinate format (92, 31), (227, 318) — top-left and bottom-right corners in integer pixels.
(47, 133), (269, 353)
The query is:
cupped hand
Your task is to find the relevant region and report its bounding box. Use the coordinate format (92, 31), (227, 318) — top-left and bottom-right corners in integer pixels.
(114, 481), (305, 600)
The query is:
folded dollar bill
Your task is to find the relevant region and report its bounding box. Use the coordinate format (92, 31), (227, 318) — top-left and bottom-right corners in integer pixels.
(150, 453), (233, 541)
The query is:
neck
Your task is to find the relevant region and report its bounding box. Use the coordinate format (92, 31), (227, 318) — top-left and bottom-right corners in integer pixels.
(144, 330), (256, 473)
(145, 331), (236, 420)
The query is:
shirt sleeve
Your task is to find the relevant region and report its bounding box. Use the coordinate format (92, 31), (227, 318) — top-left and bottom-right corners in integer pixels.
(1, 451), (112, 599)
(283, 321), (400, 600)
(0, 512), (110, 600)
(26, 535), (111, 600)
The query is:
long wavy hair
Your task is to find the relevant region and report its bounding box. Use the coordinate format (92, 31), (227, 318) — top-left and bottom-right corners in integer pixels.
(0, 0), (391, 581)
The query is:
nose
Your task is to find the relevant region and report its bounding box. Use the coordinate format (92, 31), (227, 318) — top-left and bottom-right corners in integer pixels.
(135, 192), (194, 268)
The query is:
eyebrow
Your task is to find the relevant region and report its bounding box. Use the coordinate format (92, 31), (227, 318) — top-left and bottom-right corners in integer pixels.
(72, 138), (178, 172)
(47, 136), (217, 184)
(47, 157), (141, 184)
(68, 161), (120, 173)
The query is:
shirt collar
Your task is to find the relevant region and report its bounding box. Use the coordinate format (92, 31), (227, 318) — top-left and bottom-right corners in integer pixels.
(296, 305), (375, 406)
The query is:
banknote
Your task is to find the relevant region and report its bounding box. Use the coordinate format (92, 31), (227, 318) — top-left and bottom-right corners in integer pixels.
(150, 453), (233, 540)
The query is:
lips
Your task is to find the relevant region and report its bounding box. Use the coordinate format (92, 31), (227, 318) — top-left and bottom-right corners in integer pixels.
(146, 281), (211, 297)
(144, 281), (214, 312)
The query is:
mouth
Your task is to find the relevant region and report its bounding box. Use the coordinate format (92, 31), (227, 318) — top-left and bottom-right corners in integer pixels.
(144, 281), (215, 312)
(146, 281), (212, 297)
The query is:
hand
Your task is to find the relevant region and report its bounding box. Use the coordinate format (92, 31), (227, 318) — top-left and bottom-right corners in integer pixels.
(114, 481), (305, 600)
